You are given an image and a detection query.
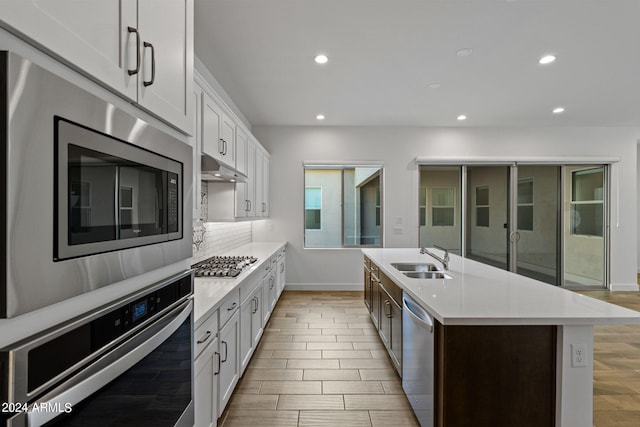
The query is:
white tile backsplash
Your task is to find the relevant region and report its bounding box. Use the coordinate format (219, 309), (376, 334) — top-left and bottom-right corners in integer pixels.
(192, 222), (252, 263)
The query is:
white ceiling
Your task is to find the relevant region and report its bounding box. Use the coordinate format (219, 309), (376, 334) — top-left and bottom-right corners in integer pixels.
(195, 0), (640, 127)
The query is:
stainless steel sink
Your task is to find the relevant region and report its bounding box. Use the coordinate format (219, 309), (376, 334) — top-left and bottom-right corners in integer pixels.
(403, 271), (452, 280)
(391, 262), (441, 272)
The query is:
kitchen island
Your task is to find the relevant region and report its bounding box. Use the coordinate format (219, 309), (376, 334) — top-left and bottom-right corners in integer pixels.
(362, 247), (640, 427)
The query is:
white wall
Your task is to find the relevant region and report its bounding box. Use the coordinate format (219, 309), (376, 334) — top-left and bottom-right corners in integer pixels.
(252, 126), (639, 291)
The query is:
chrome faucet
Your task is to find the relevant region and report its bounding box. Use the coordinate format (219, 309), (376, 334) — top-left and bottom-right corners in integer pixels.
(420, 245), (450, 271)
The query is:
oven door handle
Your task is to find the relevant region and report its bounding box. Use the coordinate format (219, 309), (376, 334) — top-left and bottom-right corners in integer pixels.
(25, 300), (193, 427)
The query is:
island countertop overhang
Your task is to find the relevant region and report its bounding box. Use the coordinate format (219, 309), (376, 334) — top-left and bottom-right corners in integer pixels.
(362, 248), (640, 326)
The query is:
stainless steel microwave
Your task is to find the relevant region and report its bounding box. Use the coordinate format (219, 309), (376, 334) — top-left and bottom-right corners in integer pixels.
(1, 51), (193, 318)
(55, 117), (183, 260)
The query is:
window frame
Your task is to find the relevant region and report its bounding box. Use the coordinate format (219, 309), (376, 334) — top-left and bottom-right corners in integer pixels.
(303, 164), (384, 249)
(431, 187), (455, 227)
(517, 178), (534, 231)
(570, 167), (604, 238)
(475, 185), (490, 228)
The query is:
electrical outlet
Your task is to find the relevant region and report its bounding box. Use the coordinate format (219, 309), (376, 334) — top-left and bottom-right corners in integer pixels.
(571, 343), (588, 368)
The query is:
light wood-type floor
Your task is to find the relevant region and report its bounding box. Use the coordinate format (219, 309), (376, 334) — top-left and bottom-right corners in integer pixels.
(219, 290), (640, 427)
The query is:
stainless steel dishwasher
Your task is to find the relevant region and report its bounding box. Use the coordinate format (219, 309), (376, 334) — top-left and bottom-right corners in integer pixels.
(402, 292), (434, 427)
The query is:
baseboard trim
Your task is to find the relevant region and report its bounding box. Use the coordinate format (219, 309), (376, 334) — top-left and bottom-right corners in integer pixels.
(609, 283), (639, 292)
(285, 283), (362, 291)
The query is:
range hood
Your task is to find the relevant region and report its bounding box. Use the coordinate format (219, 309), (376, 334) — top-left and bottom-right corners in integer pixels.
(201, 154), (247, 183)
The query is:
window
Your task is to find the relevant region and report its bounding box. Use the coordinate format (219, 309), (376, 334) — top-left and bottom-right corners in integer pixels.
(475, 186), (489, 227)
(419, 187), (427, 226)
(517, 178), (533, 231)
(305, 187), (322, 230)
(432, 188), (455, 226)
(304, 165), (383, 248)
(571, 167), (604, 237)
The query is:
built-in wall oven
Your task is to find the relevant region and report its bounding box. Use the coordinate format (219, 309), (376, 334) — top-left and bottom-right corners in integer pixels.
(1, 271), (194, 427)
(0, 50), (192, 318)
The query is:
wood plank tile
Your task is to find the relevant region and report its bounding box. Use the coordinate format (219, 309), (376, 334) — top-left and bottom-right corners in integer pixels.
(260, 381), (322, 395)
(344, 395), (411, 411)
(277, 395), (345, 410)
(323, 350), (372, 359)
(322, 381), (384, 394)
(352, 342), (385, 350)
(292, 335), (338, 343)
(381, 380), (404, 394)
(306, 342), (354, 350)
(243, 368), (303, 381)
(298, 410), (371, 427)
(246, 359), (287, 369)
(287, 359), (340, 370)
(340, 359), (392, 369)
(322, 328), (364, 336)
(221, 410), (299, 427)
(234, 380), (262, 394)
(359, 369), (400, 381)
(303, 369), (361, 381)
(271, 350), (322, 359)
(369, 410), (420, 427)
(229, 394), (279, 410)
(259, 342), (307, 350)
(336, 335), (381, 342)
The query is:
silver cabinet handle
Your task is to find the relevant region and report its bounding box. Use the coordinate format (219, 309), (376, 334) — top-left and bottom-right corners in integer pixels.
(197, 330), (212, 344)
(219, 138), (224, 154)
(252, 297), (258, 314)
(142, 41), (155, 86)
(227, 302), (237, 311)
(127, 27), (140, 75)
(246, 200), (250, 212)
(222, 140), (227, 155)
(214, 351), (221, 375)
(248, 200), (252, 211)
(280, 263), (284, 273)
(221, 341), (228, 363)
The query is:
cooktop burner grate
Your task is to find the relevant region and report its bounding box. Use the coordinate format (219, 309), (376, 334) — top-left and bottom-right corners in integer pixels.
(192, 255), (258, 278)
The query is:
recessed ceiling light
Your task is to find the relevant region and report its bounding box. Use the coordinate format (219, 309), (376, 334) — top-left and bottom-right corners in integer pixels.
(457, 115), (467, 121)
(214, 173), (221, 177)
(230, 179), (236, 183)
(552, 107), (565, 114)
(456, 48), (473, 57)
(314, 54), (328, 64)
(428, 83), (441, 89)
(316, 114), (325, 120)
(539, 55), (556, 65)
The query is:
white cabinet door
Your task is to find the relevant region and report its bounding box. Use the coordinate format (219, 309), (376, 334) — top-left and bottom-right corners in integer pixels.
(202, 92), (224, 163)
(239, 295), (253, 375)
(137, 0), (193, 132)
(277, 258), (286, 296)
(190, 84), (203, 220)
(262, 155), (270, 217)
(218, 311), (239, 414)
(220, 113), (236, 166)
(235, 141), (256, 219)
(236, 127), (248, 175)
(0, 0), (137, 100)
(255, 150), (264, 217)
(250, 286), (263, 348)
(194, 336), (218, 427)
(262, 271), (277, 324)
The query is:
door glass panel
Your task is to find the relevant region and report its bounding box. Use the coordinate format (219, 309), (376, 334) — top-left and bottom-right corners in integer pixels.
(516, 166), (559, 285)
(564, 165), (606, 287)
(465, 166), (509, 270)
(419, 166), (461, 255)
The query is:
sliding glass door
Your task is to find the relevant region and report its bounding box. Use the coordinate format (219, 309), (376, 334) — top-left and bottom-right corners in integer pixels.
(419, 163), (607, 288)
(465, 166), (511, 271)
(515, 166), (560, 285)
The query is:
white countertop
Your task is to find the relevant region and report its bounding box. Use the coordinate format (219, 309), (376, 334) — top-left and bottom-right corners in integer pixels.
(362, 248), (640, 326)
(194, 241), (286, 327)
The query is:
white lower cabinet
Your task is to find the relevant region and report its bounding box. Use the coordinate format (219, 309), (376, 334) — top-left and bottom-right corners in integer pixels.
(194, 335), (219, 427)
(240, 280), (263, 374)
(218, 310), (239, 414)
(194, 310), (219, 427)
(276, 252), (286, 297)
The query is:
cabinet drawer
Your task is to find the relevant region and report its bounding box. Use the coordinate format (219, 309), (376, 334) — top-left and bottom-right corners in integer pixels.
(195, 311), (218, 359)
(219, 291), (240, 328)
(240, 275), (262, 304)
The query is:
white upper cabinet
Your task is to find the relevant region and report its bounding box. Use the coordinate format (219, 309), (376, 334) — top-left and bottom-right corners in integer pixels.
(1, 0), (193, 133)
(236, 127), (248, 176)
(202, 92), (235, 167)
(137, 0), (193, 132)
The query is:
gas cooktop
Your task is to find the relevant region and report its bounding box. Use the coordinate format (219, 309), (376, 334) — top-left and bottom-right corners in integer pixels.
(192, 255), (258, 278)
